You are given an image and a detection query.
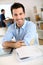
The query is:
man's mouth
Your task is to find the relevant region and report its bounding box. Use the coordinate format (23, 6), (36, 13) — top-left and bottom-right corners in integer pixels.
(17, 19), (22, 21)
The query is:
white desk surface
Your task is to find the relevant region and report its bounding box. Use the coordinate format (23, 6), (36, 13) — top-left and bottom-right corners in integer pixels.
(0, 45), (43, 65)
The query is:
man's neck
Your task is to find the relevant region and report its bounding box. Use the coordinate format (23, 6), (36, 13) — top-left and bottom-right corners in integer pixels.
(16, 24), (21, 29)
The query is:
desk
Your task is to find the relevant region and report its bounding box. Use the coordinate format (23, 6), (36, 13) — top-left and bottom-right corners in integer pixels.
(0, 46), (43, 65)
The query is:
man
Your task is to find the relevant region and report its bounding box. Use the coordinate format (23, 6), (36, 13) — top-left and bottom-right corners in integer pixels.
(1, 9), (6, 27)
(2, 3), (39, 49)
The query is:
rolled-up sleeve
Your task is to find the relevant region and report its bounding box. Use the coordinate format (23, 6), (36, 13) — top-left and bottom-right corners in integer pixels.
(23, 23), (37, 45)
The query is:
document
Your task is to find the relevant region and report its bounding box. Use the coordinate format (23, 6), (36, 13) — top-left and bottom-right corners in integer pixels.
(15, 46), (42, 59)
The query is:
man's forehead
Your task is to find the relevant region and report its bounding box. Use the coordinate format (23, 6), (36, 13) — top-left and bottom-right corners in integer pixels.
(12, 8), (23, 12)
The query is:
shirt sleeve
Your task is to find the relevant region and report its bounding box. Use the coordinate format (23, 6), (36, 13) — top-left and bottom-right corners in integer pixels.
(2, 26), (14, 43)
(23, 23), (38, 45)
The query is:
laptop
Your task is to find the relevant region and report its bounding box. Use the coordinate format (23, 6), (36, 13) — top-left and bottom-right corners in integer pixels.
(0, 43), (13, 56)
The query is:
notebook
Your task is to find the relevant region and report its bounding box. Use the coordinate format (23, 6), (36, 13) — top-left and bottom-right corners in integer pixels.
(15, 46), (42, 60)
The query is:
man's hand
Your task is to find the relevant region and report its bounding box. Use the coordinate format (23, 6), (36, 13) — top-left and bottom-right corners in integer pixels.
(14, 41), (23, 48)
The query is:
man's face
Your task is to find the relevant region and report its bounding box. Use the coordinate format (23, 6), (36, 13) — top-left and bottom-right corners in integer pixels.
(2, 11), (5, 14)
(12, 7), (25, 28)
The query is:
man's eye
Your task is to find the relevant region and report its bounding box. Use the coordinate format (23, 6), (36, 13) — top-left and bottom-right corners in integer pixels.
(14, 14), (17, 16)
(20, 13), (22, 15)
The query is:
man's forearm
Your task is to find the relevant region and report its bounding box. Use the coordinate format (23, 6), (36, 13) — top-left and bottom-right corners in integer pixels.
(2, 41), (16, 48)
(2, 40), (26, 49)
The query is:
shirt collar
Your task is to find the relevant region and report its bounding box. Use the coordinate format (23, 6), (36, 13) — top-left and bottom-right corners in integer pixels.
(21, 20), (27, 30)
(15, 20), (27, 30)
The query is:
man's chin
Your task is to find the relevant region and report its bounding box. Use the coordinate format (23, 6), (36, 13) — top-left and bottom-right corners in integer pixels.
(17, 24), (22, 28)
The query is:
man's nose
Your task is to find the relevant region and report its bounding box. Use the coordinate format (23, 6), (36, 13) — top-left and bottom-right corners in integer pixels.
(17, 15), (21, 19)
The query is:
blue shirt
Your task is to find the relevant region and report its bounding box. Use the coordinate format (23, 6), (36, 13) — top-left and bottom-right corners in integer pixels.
(2, 20), (39, 45)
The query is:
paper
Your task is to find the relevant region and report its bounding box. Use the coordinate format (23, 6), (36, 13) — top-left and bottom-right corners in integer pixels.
(15, 46), (42, 59)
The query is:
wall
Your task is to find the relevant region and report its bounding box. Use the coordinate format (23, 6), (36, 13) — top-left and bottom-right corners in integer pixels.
(0, 4), (12, 18)
(0, 0), (14, 4)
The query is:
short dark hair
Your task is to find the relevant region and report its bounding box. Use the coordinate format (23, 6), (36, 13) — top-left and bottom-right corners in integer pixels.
(11, 2), (25, 14)
(1, 9), (5, 12)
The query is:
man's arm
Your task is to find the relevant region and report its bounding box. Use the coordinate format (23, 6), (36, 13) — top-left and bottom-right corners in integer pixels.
(2, 41), (25, 49)
(23, 22), (37, 46)
(2, 39), (34, 49)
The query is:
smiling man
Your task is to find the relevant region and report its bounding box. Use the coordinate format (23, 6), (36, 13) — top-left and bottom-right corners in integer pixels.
(2, 3), (39, 49)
